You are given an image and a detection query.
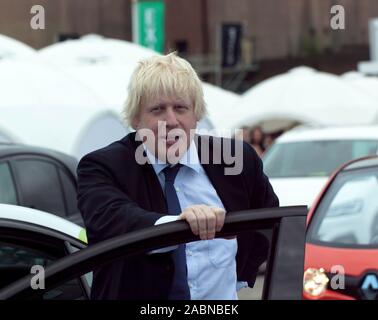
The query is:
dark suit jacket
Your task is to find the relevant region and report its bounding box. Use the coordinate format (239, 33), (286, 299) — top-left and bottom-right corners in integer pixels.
(77, 132), (279, 299)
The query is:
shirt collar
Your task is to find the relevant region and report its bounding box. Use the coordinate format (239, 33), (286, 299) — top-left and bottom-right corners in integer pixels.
(144, 141), (201, 176)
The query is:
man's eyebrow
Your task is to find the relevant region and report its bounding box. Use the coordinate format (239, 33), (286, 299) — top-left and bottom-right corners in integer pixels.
(173, 100), (190, 105)
(150, 103), (165, 108)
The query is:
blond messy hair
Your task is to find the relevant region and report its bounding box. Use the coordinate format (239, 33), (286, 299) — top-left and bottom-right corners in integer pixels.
(123, 52), (207, 129)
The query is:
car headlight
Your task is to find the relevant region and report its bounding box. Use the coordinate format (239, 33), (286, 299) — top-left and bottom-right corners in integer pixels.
(303, 268), (329, 297)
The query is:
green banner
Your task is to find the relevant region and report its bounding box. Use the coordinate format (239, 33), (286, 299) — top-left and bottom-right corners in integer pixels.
(132, 0), (165, 53)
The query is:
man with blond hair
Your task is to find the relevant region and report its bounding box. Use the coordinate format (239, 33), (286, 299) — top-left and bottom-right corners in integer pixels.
(77, 52), (278, 300)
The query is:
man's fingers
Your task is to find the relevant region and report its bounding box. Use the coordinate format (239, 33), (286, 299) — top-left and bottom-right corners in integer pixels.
(194, 208), (208, 240)
(180, 209), (199, 236)
(180, 206), (226, 239)
(213, 208), (226, 232)
(200, 206), (216, 240)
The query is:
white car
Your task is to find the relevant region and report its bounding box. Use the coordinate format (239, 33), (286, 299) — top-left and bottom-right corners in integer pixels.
(0, 203), (89, 298)
(263, 126), (378, 207)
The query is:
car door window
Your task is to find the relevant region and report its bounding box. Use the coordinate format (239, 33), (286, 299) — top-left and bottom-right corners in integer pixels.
(308, 169), (378, 247)
(0, 241), (85, 300)
(0, 242), (52, 289)
(12, 159), (66, 217)
(58, 168), (79, 216)
(0, 162), (17, 205)
(0, 221), (88, 300)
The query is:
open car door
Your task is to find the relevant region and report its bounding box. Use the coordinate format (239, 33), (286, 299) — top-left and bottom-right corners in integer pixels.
(0, 206), (307, 300)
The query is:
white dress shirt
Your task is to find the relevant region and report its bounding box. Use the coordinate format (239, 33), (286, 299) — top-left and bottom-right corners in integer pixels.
(145, 142), (242, 300)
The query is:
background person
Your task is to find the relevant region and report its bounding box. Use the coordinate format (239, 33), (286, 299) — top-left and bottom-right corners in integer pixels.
(250, 126), (266, 157)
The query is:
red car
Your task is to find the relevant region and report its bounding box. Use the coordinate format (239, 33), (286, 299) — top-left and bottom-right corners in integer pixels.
(304, 156), (378, 300)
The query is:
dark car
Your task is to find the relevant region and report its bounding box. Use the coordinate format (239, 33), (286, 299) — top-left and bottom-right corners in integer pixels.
(0, 143), (83, 225)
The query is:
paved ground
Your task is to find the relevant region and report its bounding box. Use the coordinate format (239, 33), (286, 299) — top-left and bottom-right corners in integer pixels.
(237, 275), (264, 300)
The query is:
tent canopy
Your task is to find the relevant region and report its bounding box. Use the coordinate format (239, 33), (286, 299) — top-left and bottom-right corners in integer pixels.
(0, 59), (106, 109)
(38, 34), (157, 68)
(0, 106), (128, 159)
(41, 63), (135, 116)
(231, 66), (378, 131)
(0, 59), (128, 158)
(0, 34), (36, 60)
(202, 83), (241, 132)
(341, 71), (378, 100)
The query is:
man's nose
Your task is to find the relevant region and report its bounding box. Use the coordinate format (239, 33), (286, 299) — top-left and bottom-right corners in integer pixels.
(165, 107), (179, 127)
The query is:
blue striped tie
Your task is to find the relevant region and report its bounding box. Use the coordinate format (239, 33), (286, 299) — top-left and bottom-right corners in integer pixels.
(163, 164), (190, 300)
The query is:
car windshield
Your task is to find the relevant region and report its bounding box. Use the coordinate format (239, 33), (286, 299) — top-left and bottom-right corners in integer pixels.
(307, 167), (378, 247)
(263, 140), (378, 178)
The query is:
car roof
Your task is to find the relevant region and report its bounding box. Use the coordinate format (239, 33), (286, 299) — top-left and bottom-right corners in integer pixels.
(342, 156), (378, 171)
(0, 204), (86, 242)
(276, 125), (378, 143)
(0, 142), (78, 176)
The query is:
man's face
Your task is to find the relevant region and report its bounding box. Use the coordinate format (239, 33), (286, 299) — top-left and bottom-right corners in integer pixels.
(133, 94), (197, 163)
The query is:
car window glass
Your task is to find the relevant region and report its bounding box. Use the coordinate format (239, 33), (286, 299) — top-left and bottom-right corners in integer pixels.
(308, 170), (378, 247)
(264, 140), (378, 178)
(13, 159), (66, 217)
(0, 162), (17, 205)
(0, 241), (86, 300)
(0, 242), (52, 289)
(58, 168), (78, 216)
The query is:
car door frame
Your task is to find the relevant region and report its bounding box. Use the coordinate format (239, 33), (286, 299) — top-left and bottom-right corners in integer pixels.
(0, 206), (307, 300)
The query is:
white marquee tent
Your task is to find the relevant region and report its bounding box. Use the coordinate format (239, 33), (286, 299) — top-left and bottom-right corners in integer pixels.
(0, 34), (36, 60)
(42, 63), (134, 116)
(230, 67), (378, 132)
(202, 82), (241, 132)
(0, 59), (128, 159)
(38, 34), (157, 68)
(341, 71), (378, 100)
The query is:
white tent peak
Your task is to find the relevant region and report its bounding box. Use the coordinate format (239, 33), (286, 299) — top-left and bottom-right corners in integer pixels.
(80, 34), (104, 41)
(340, 71), (366, 80)
(38, 34), (158, 67)
(287, 66), (317, 75)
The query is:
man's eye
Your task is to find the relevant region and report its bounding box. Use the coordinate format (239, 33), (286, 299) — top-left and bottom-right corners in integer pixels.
(151, 106), (163, 113)
(175, 105), (187, 111)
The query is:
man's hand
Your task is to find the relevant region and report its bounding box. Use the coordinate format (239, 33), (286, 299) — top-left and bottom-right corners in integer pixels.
(179, 205), (226, 240)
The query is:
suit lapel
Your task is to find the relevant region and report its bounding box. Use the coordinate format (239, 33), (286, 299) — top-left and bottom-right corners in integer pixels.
(195, 135), (247, 212)
(126, 133), (167, 214)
